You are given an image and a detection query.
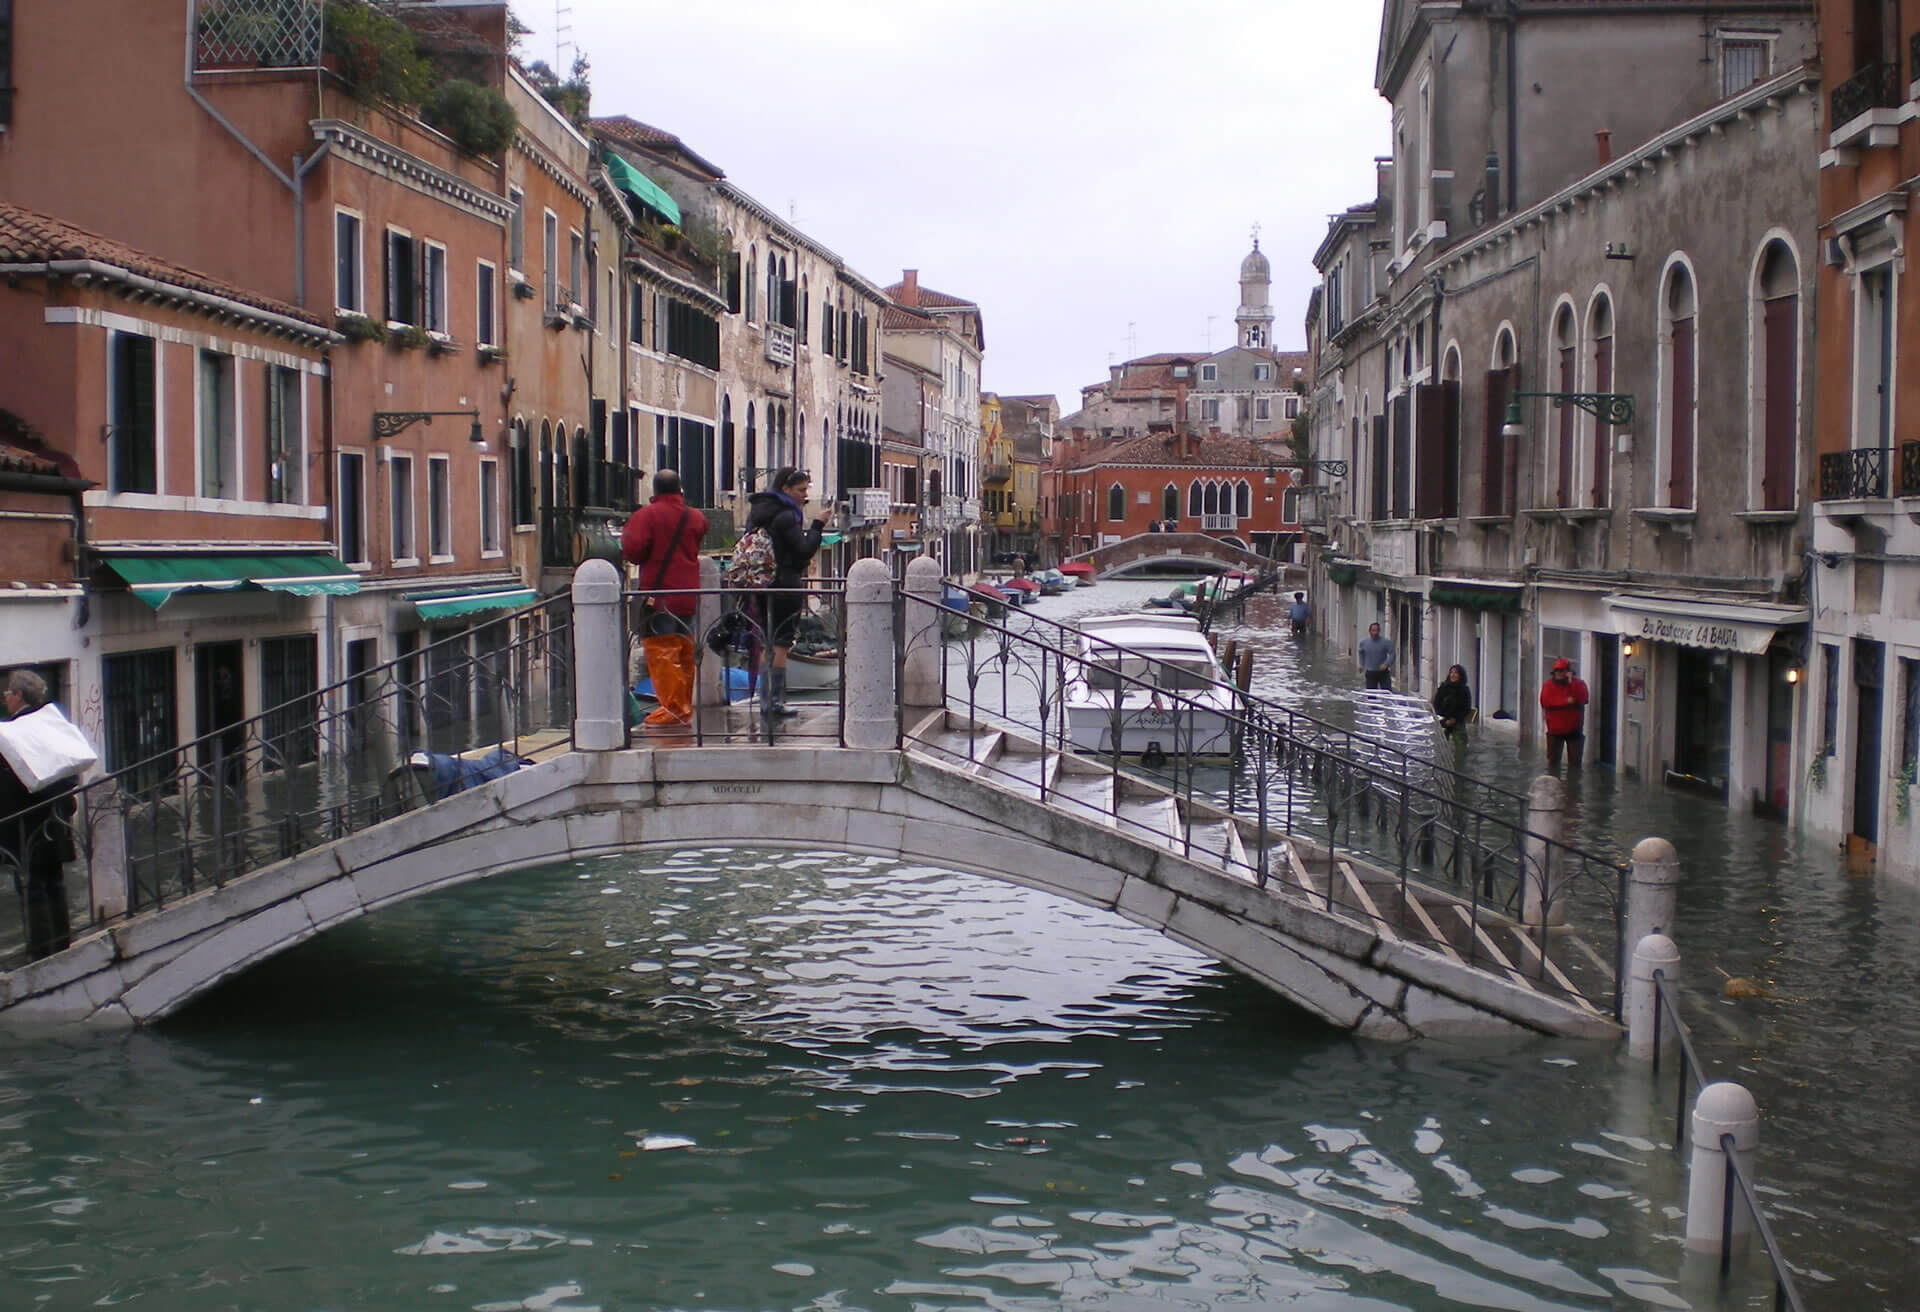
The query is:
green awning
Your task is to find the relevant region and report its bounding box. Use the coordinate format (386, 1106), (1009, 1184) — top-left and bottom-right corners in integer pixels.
(105, 553), (359, 610)
(820, 532), (844, 547)
(604, 153), (681, 226)
(410, 587), (537, 622)
(1324, 561), (1360, 587)
(1430, 581), (1525, 612)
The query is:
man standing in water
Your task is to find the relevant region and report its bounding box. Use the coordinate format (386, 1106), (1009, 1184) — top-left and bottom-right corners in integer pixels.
(1539, 657), (1590, 770)
(1358, 622), (1394, 691)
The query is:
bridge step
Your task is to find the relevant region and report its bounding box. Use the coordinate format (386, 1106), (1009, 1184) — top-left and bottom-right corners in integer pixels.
(1115, 791), (1181, 846)
(992, 749), (1059, 798)
(1051, 769), (1117, 824)
(1182, 818), (1253, 880)
(919, 726), (1005, 772)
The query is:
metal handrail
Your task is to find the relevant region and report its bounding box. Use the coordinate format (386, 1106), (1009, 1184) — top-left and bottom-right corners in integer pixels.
(1652, 970), (1807, 1311)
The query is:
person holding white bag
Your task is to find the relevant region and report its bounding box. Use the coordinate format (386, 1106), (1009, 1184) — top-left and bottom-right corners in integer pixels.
(0, 670), (89, 960)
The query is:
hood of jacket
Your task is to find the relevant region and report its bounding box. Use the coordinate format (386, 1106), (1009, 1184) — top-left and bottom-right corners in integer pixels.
(746, 489), (799, 530)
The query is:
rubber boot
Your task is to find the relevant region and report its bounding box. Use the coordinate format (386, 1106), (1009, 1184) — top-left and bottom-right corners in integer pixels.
(770, 668), (799, 718)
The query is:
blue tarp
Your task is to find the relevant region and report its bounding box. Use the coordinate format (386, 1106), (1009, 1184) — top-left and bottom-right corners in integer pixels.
(421, 748), (531, 801)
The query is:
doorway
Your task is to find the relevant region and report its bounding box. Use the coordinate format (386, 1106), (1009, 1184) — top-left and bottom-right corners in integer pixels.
(194, 640), (246, 781)
(1671, 646), (1731, 796)
(1593, 634), (1618, 767)
(1853, 639), (1885, 852)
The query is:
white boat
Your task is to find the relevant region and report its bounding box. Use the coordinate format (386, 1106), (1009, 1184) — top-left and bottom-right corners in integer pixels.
(785, 649), (841, 691)
(1065, 612), (1240, 759)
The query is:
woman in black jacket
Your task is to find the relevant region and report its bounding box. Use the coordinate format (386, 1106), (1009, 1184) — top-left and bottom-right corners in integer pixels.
(743, 468), (825, 716)
(1432, 664), (1474, 742)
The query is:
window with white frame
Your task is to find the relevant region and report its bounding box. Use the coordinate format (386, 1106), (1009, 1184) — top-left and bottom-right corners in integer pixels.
(384, 229), (417, 325)
(476, 260), (497, 347)
(1200, 364), (1217, 381)
(1253, 363), (1272, 381)
(422, 241), (448, 333)
(1550, 301), (1578, 508)
(390, 454), (416, 563)
(1201, 398), (1221, 423)
(338, 451), (367, 565)
(1659, 261), (1698, 508)
(543, 209), (559, 307)
(1719, 33), (1771, 97)
(109, 330), (158, 494)
(568, 230), (584, 309)
(1854, 263), (1895, 461)
(1754, 240), (1799, 511)
(264, 364), (301, 504)
(1585, 293), (1615, 508)
(197, 349), (237, 499)
(334, 210), (362, 312)
(427, 455), (451, 560)
(1257, 397), (1271, 420)
(480, 458), (501, 554)
(1283, 395), (1300, 419)
(1107, 482), (1127, 521)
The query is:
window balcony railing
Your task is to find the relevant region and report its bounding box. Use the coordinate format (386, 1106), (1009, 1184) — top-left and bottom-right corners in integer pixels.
(1901, 440), (1920, 497)
(1832, 62), (1902, 130)
(1201, 513), (1239, 531)
(764, 323), (795, 367)
(983, 463), (1013, 485)
(1818, 448), (1887, 500)
(848, 488), (890, 524)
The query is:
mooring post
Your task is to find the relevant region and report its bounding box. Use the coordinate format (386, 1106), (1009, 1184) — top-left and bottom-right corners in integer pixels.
(571, 558), (626, 751)
(902, 554), (944, 711)
(84, 785), (129, 923)
(1522, 773), (1568, 926)
(1625, 835), (1681, 955)
(843, 558), (896, 750)
(1626, 933), (1680, 1061)
(1685, 1081), (1759, 1255)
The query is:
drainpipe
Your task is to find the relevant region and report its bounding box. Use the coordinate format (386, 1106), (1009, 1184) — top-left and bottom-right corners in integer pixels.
(1505, 1), (1519, 214)
(291, 146), (332, 309)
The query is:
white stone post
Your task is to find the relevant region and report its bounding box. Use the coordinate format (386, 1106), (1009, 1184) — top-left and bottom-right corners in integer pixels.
(843, 557), (896, 750)
(1685, 1081), (1759, 1254)
(84, 784), (129, 923)
(571, 559), (626, 751)
(1625, 835), (1681, 954)
(694, 556), (725, 709)
(902, 554), (944, 710)
(1522, 773), (1568, 926)
(1626, 933), (1680, 1061)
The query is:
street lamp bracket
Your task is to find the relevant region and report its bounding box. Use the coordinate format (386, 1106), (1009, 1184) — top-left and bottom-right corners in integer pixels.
(1506, 392), (1636, 428)
(373, 409), (485, 443)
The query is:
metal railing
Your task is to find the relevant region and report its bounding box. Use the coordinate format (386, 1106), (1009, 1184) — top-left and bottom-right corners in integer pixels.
(1831, 60), (1902, 129)
(902, 589), (1625, 1014)
(1818, 447), (1886, 500)
(0, 597), (575, 966)
(1900, 439), (1920, 497)
(1650, 972), (1808, 1312)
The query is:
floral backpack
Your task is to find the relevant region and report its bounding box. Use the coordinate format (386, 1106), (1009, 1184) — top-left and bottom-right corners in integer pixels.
(721, 527), (776, 588)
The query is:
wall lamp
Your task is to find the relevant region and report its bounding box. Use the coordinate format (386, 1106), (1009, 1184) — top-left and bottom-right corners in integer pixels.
(1502, 392), (1637, 439)
(373, 409), (485, 444)
(1785, 666), (1802, 685)
(1621, 639), (1637, 658)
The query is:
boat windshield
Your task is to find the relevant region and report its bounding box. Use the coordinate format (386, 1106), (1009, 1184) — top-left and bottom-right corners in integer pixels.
(1082, 652), (1220, 693)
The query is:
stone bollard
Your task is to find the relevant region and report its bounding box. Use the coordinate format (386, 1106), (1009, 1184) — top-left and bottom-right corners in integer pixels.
(84, 784), (129, 923)
(571, 558), (626, 751)
(1626, 933), (1680, 1061)
(901, 554), (945, 710)
(1685, 1081), (1759, 1254)
(1522, 774), (1568, 926)
(1625, 836), (1681, 956)
(694, 556), (725, 709)
(842, 558), (897, 749)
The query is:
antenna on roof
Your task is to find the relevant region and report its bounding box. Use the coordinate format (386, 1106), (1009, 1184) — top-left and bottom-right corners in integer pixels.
(553, 2), (574, 71)
(1205, 315), (1216, 351)
(1127, 322), (1137, 359)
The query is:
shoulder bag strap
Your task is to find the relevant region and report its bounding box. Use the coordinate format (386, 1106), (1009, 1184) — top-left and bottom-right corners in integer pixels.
(649, 508), (692, 596)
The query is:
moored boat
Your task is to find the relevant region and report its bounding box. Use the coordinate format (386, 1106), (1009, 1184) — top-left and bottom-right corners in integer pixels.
(1065, 612), (1239, 759)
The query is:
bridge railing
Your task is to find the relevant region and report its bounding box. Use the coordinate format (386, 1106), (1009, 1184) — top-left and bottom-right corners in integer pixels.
(619, 582), (849, 747)
(0, 596), (575, 967)
(900, 586), (1627, 1017)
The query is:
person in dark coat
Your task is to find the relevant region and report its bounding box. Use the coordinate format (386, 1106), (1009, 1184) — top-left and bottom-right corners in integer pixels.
(0, 670), (78, 961)
(1432, 664), (1474, 742)
(621, 470), (709, 730)
(744, 468), (825, 716)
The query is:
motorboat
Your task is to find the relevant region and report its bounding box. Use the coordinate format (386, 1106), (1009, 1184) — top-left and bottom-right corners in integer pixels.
(998, 576), (1041, 605)
(1059, 562), (1096, 586)
(1034, 568), (1072, 596)
(1064, 612), (1240, 759)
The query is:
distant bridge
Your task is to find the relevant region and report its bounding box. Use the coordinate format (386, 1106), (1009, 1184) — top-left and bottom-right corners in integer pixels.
(0, 559), (1623, 1041)
(1068, 532), (1298, 579)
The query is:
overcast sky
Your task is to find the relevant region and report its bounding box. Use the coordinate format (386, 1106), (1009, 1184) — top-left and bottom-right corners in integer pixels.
(516, 1), (1389, 414)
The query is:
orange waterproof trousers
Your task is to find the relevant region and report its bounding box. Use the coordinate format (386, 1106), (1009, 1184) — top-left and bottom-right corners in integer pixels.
(642, 633), (695, 725)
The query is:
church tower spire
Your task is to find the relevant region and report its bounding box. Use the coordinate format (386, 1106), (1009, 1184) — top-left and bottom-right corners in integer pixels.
(1236, 224), (1274, 350)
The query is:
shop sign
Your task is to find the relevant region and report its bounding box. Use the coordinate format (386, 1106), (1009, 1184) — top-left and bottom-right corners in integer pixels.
(1607, 597), (1806, 656)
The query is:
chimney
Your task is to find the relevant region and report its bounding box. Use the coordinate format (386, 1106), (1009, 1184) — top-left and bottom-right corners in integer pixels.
(1595, 129), (1612, 167)
(900, 269), (920, 307)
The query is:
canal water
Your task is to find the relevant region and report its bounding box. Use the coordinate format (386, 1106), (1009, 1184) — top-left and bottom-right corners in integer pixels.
(0, 579), (1912, 1309)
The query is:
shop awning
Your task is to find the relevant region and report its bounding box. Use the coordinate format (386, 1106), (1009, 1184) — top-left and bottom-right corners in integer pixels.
(1324, 560), (1361, 587)
(105, 553), (359, 610)
(604, 153), (681, 226)
(410, 586), (537, 622)
(894, 542), (924, 554)
(1430, 579), (1526, 612)
(1607, 595), (1807, 655)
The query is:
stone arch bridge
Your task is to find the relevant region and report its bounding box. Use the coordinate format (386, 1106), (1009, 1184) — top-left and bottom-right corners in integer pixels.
(1068, 532), (1297, 579)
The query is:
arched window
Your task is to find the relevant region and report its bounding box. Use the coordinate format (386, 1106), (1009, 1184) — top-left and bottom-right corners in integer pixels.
(1552, 301), (1578, 507)
(1440, 344), (1463, 517)
(511, 419), (534, 527)
(744, 402), (757, 474)
(572, 426), (591, 508)
(1205, 481), (1221, 516)
(721, 395), (735, 494)
(928, 468), (943, 506)
(746, 247), (756, 323)
(1107, 482), (1127, 521)
(1235, 480), (1251, 518)
(553, 425), (571, 510)
(1660, 260), (1697, 508)
(1754, 240), (1799, 511)
(1188, 481), (1203, 517)
(1162, 483), (1180, 522)
(1584, 294), (1614, 508)
(539, 420), (554, 514)
(1482, 329), (1518, 516)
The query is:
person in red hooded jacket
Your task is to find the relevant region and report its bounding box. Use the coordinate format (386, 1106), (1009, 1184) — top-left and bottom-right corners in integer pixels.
(1539, 657), (1590, 770)
(621, 471), (708, 730)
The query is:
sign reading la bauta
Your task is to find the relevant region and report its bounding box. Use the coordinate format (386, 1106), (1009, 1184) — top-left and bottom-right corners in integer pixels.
(1605, 595), (1808, 656)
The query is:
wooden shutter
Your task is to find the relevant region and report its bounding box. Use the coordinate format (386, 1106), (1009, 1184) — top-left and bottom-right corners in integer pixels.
(1591, 336), (1613, 507)
(1390, 393), (1411, 519)
(1557, 344), (1576, 507)
(1414, 383), (1445, 519)
(1482, 369), (1511, 516)
(1440, 379), (1461, 517)
(1763, 296), (1797, 510)
(1670, 318), (1695, 507)
(1371, 413), (1390, 521)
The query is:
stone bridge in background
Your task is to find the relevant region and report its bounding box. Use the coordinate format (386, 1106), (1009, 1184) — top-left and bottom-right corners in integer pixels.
(0, 558), (1620, 1042)
(1068, 532), (1296, 579)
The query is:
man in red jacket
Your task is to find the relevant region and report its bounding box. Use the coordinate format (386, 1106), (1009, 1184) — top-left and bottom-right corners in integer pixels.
(1539, 657), (1590, 770)
(621, 471), (707, 730)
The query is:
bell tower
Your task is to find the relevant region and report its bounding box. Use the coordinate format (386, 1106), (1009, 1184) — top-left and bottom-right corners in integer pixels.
(1236, 224), (1274, 350)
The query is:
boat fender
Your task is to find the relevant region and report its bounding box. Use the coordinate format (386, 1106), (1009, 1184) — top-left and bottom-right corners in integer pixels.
(1141, 742), (1167, 770)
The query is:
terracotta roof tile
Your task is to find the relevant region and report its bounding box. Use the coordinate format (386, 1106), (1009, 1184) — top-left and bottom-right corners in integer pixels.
(1072, 431), (1277, 472)
(0, 410), (82, 480)
(882, 303), (939, 331)
(591, 116), (725, 179)
(882, 279), (976, 309)
(0, 204), (325, 328)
